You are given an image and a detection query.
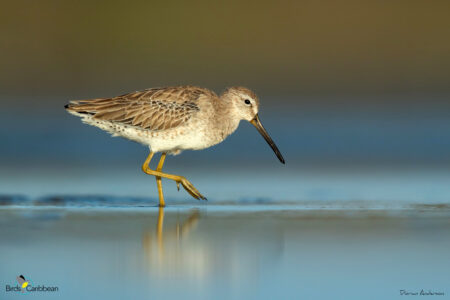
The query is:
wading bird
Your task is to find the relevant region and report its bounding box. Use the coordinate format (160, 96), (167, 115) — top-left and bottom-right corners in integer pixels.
(65, 86), (285, 206)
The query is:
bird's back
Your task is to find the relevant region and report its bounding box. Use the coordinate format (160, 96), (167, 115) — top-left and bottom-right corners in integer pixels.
(65, 86), (218, 131)
(65, 86), (227, 153)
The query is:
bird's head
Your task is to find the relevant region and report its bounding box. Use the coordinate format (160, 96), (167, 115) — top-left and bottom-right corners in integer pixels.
(222, 87), (285, 164)
(223, 86), (260, 122)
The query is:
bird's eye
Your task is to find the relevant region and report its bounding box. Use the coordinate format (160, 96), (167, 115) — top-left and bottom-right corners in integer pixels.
(244, 99), (251, 105)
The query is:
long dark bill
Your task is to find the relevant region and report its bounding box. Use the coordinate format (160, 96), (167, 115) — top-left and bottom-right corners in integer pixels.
(250, 114), (285, 164)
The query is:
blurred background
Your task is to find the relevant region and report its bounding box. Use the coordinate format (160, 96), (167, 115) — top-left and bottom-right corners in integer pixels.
(1, 2), (449, 299)
(1, 0), (449, 202)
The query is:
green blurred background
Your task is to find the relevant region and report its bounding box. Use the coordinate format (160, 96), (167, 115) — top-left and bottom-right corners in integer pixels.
(1, 0), (449, 98)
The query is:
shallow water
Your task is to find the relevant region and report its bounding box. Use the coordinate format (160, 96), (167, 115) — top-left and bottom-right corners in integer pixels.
(0, 200), (449, 300)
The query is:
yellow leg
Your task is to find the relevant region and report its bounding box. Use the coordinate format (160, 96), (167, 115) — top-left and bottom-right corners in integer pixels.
(141, 151), (206, 201)
(155, 153), (166, 207)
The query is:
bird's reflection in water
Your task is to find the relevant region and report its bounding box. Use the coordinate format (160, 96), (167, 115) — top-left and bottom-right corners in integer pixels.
(142, 207), (205, 278)
(142, 207), (284, 283)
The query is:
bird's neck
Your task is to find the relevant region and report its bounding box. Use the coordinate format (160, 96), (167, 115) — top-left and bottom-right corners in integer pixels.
(215, 95), (241, 140)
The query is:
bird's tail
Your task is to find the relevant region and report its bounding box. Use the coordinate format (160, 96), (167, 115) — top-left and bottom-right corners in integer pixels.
(64, 98), (108, 115)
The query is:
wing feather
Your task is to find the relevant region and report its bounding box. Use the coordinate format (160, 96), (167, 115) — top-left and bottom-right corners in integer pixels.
(66, 86), (214, 131)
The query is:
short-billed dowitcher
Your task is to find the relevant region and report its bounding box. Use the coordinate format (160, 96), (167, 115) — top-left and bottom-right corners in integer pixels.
(65, 86), (285, 206)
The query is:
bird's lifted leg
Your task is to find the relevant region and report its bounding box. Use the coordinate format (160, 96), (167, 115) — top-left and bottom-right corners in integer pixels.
(141, 151), (207, 201)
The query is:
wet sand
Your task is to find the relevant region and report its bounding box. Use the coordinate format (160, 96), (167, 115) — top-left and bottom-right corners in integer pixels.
(0, 200), (449, 300)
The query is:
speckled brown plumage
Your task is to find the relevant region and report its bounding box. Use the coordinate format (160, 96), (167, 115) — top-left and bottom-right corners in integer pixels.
(66, 86), (216, 131)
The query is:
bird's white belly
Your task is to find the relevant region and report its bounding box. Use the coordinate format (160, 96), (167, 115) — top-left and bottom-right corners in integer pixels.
(148, 127), (210, 153)
(146, 118), (223, 154)
(80, 113), (228, 154)
(82, 116), (216, 154)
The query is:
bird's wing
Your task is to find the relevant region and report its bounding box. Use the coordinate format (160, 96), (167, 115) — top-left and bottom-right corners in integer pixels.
(67, 86), (215, 131)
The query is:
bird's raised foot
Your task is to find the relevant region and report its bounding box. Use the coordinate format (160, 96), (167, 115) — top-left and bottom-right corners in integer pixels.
(176, 177), (207, 201)
(140, 155), (207, 201)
